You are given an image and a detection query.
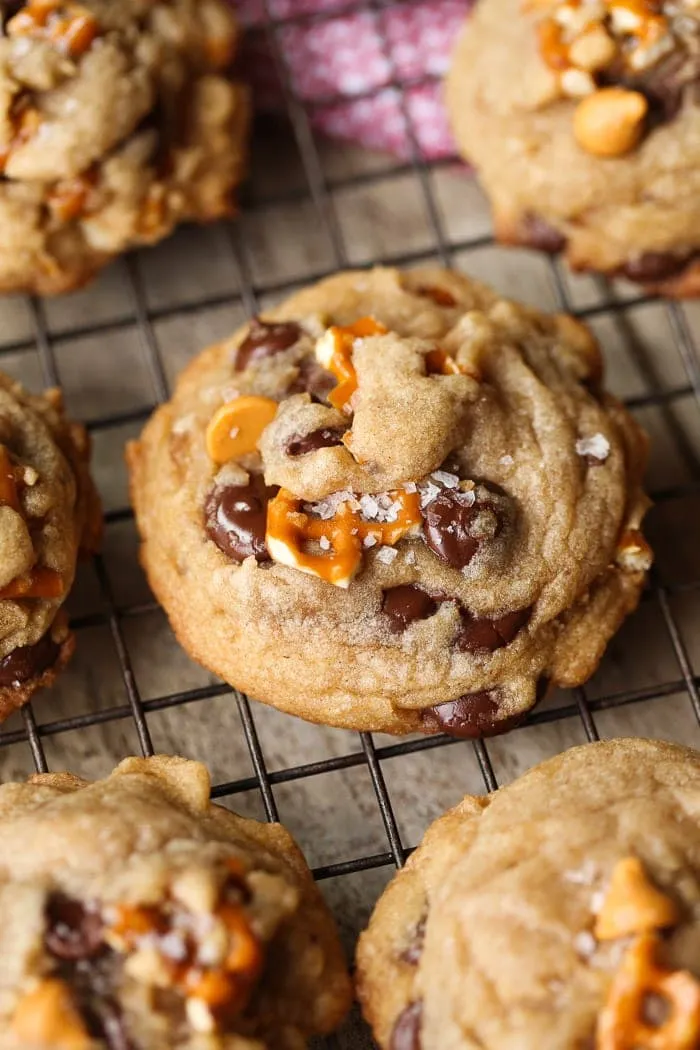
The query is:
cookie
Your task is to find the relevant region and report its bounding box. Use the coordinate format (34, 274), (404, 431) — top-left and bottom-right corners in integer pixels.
(0, 754), (352, 1049)
(357, 738), (700, 1050)
(446, 0), (700, 294)
(0, 0), (250, 295)
(0, 372), (100, 720)
(128, 266), (651, 737)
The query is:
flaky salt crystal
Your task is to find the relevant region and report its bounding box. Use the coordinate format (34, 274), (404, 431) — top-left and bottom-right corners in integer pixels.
(430, 470), (459, 488)
(376, 547), (398, 564)
(575, 433), (610, 461)
(363, 535), (377, 548)
(319, 535), (331, 551)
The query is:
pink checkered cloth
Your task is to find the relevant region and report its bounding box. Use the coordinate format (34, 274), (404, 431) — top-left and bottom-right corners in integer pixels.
(234, 0), (470, 159)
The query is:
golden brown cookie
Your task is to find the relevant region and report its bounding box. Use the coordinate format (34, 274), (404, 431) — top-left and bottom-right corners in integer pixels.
(0, 0), (250, 295)
(128, 266), (651, 737)
(357, 738), (700, 1050)
(0, 372), (100, 719)
(446, 0), (700, 294)
(0, 754), (351, 1049)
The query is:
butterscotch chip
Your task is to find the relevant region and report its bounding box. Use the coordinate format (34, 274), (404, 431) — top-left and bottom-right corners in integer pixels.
(0, 0), (250, 295)
(0, 756), (351, 1049)
(356, 739), (700, 1050)
(127, 266), (651, 737)
(446, 0), (700, 295)
(0, 371), (100, 722)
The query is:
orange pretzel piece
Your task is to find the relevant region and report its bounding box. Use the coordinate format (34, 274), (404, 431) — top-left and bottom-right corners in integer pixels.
(9, 1), (99, 58)
(595, 857), (679, 941)
(597, 934), (700, 1050)
(315, 317), (388, 412)
(0, 567), (65, 601)
(266, 488), (362, 587)
(266, 487), (421, 587)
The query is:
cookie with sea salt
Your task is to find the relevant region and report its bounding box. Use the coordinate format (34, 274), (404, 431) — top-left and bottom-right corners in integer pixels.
(357, 738), (700, 1050)
(0, 371), (100, 720)
(0, 0), (249, 294)
(446, 0), (700, 294)
(0, 754), (351, 1049)
(128, 266), (651, 737)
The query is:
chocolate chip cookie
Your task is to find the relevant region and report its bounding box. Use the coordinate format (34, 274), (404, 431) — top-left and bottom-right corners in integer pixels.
(0, 372), (100, 720)
(1, 754), (351, 1049)
(357, 738), (700, 1050)
(446, 0), (700, 295)
(128, 266), (651, 737)
(0, 0), (249, 294)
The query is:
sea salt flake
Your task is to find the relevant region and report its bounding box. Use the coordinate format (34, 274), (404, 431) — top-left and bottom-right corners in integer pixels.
(454, 489), (476, 507)
(405, 549), (417, 565)
(419, 481), (441, 507)
(564, 860), (597, 885)
(158, 932), (188, 962)
(359, 495), (381, 520)
(404, 482), (417, 493)
(172, 414), (195, 435)
(319, 535), (331, 551)
(363, 535), (378, 548)
(500, 454), (514, 467)
(228, 426), (240, 440)
(376, 546), (398, 564)
(430, 470), (459, 488)
(573, 931), (597, 959)
(576, 433), (610, 461)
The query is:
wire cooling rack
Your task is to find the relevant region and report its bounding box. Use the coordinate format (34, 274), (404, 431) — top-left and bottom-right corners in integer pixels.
(0, 1), (699, 1045)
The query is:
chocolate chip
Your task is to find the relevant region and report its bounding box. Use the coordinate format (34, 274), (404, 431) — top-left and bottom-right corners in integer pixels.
(455, 607), (530, 653)
(390, 1001), (423, 1050)
(618, 250), (695, 284)
(204, 476), (278, 564)
(235, 318), (301, 371)
(421, 689), (520, 738)
(422, 491), (500, 570)
(401, 915), (426, 965)
(520, 213), (567, 254)
(45, 894), (104, 961)
(382, 586), (438, 633)
(0, 632), (60, 688)
(292, 355), (336, 404)
(284, 426), (345, 456)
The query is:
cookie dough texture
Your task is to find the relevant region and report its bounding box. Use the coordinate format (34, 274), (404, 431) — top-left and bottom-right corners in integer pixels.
(0, 755), (351, 1049)
(128, 266), (651, 736)
(446, 0), (700, 294)
(0, 372), (100, 719)
(357, 738), (700, 1050)
(0, 0), (250, 294)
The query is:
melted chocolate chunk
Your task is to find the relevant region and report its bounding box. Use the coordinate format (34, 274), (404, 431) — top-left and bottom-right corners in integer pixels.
(235, 318), (301, 371)
(45, 894), (104, 961)
(422, 491), (501, 571)
(204, 476), (278, 564)
(284, 426), (345, 456)
(520, 213), (567, 254)
(391, 1001), (423, 1050)
(455, 607), (530, 654)
(382, 586), (438, 633)
(421, 689), (517, 739)
(401, 915), (427, 965)
(292, 355), (336, 404)
(0, 632), (59, 688)
(618, 250), (696, 284)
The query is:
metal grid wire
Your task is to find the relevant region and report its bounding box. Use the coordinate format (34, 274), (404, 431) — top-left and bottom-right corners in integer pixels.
(0, 0), (699, 1041)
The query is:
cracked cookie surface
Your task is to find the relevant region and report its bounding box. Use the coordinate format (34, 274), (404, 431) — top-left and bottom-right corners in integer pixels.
(446, 0), (700, 294)
(0, 371), (100, 719)
(357, 738), (700, 1050)
(128, 266), (651, 736)
(0, 754), (351, 1050)
(0, 0), (249, 294)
